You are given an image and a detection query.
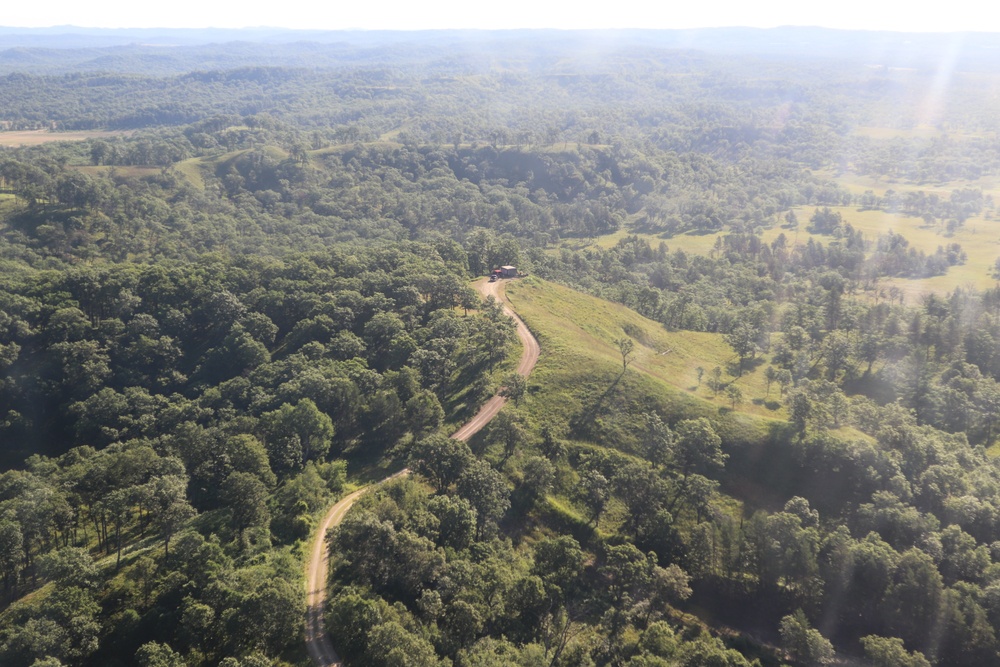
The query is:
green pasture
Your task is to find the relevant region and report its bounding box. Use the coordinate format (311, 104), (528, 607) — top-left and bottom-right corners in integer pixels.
(571, 203), (1000, 300)
(504, 277), (786, 425)
(502, 277), (796, 516)
(309, 141), (405, 158)
(762, 206), (1000, 299)
(766, 206), (1000, 299)
(173, 157), (208, 189)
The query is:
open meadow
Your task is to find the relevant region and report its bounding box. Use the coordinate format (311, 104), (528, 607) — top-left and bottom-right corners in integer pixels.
(573, 200), (1000, 301)
(504, 276), (786, 423)
(831, 170), (1000, 196)
(767, 206), (1000, 300)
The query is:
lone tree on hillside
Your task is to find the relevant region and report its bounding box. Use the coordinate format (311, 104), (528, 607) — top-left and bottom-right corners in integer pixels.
(764, 366), (778, 396)
(724, 322), (760, 377)
(408, 435), (473, 492)
(780, 609), (835, 666)
(708, 366), (723, 396)
(500, 373), (527, 406)
(672, 418), (726, 478)
(614, 337), (635, 374)
(457, 460), (511, 539)
(643, 413), (675, 469)
(725, 384), (743, 410)
(222, 472), (270, 546)
(148, 475), (196, 556)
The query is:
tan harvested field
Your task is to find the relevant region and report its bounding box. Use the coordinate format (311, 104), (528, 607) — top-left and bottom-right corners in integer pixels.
(75, 165), (162, 178)
(0, 130), (128, 146)
(584, 227), (723, 254)
(852, 125), (943, 140)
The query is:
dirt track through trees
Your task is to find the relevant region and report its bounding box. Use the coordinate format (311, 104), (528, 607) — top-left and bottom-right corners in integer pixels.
(304, 278), (539, 667)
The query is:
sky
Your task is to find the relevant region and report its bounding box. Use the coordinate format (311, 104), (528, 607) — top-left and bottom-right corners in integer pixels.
(3, 0), (993, 33)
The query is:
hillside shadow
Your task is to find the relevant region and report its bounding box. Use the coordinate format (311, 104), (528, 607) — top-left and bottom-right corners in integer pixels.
(684, 577), (793, 654)
(717, 421), (798, 515)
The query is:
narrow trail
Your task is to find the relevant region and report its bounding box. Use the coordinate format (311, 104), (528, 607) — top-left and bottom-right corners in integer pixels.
(304, 278), (540, 667)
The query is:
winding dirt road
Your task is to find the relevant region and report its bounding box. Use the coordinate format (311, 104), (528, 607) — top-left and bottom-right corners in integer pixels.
(305, 278), (539, 667)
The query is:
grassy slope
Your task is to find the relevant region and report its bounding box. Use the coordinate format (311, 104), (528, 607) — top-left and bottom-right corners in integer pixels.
(824, 169), (1000, 199)
(75, 165), (162, 178)
(505, 276), (872, 520)
(173, 157), (208, 189)
(506, 276), (785, 422)
(171, 145), (294, 190)
(504, 277), (791, 513)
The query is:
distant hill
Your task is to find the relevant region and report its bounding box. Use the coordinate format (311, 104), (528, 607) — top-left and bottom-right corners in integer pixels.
(1, 26), (1000, 74)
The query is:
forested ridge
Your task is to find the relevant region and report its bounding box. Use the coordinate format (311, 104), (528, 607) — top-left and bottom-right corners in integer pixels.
(4, 27), (1000, 667)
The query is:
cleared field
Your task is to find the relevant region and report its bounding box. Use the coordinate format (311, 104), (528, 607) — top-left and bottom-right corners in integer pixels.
(505, 276), (785, 422)
(573, 202), (1000, 301)
(173, 157), (208, 190)
(562, 226), (726, 257)
(380, 126), (411, 142)
(821, 169), (1000, 199)
(210, 145), (289, 166)
(0, 130), (128, 146)
(765, 206), (1000, 299)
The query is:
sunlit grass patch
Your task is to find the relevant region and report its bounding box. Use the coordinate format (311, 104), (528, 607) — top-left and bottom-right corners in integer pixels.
(763, 206), (1000, 298)
(822, 169), (1000, 199)
(173, 157), (208, 189)
(505, 277), (786, 427)
(585, 203), (1000, 301)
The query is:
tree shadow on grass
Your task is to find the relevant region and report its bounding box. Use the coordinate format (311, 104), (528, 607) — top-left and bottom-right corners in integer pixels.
(442, 358), (493, 423)
(751, 397), (783, 411)
(726, 356), (767, 378)
(568, 372), (624, 439)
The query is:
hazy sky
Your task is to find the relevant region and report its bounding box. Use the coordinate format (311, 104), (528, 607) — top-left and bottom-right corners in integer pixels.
(4, 0), (992, 33)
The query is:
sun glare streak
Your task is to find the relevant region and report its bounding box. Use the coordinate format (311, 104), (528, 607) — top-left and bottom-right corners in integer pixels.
(918, 33), (966, 129)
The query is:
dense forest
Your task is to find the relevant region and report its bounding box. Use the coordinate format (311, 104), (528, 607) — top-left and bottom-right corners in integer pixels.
(4, 26), (1000, 667)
